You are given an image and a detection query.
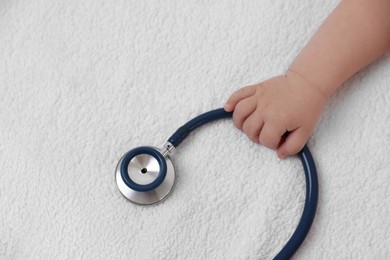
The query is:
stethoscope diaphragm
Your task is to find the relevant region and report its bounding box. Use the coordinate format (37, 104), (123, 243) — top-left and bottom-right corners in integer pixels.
(115, 146), (175, 205)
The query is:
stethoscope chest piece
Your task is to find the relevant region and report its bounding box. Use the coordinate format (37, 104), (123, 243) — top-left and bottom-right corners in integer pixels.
(115, 146), (176, 205)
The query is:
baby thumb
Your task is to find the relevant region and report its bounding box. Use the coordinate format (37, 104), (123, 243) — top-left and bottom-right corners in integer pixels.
(277, 128), (308, 159)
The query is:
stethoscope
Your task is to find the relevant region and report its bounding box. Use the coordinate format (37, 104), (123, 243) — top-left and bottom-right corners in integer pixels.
(115, 108), (318, 259)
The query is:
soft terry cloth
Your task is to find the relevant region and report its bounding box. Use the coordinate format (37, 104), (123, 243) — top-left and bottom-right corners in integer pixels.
(1, 0), (389, 259)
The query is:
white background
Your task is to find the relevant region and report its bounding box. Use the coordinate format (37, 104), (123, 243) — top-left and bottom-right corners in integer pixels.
(1, 0), (389, 259)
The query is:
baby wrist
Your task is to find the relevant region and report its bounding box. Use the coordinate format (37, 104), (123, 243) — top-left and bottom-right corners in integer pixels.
(285, 68), (333, 101)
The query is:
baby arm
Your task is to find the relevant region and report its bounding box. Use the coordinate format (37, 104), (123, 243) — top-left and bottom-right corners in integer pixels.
(225, 0), (390, 159)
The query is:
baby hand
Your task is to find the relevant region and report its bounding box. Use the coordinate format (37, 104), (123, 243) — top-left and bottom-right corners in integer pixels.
(224, 71), (327, 159)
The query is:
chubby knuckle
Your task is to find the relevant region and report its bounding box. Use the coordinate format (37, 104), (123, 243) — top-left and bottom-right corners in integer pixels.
(265, 139), (278, 149)
(269, 140), (280, 149)
(242, 120), (256, 134)
(286, 145), (301, 155)
(242, 121), (250, 134)
(287, 140), (305, 154)
(232, 114), (241, 129)
(244, 126), (258, 141)
(233, 113), (244, 129)
(235, 101), (244, 111)
(232, 107), (242, 122)
(258, 133), (267, 146)
(262, 140), (274, 150)
(248, 135), (259, 144)
(248, 128), (259, 140)
(248, 132), (259, 143)
(259, 132), (279, 149)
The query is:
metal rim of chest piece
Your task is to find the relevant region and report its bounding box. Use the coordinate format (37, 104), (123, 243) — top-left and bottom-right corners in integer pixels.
(115, 146), (176, 205)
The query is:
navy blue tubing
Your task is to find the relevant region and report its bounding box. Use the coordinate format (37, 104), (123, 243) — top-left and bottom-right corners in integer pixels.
(168, 108), (319, 259)
(168, 108), (233, 147)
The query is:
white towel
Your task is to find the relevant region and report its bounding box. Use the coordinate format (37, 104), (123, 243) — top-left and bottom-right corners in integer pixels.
(1, 0), (389, 259)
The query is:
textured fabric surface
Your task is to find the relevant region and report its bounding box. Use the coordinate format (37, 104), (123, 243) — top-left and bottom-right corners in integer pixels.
(1, 0), (389, 259)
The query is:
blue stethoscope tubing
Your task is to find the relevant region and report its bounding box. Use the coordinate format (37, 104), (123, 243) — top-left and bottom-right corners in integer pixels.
(119, 108), (318, 259)
(168, 108), (318, 259)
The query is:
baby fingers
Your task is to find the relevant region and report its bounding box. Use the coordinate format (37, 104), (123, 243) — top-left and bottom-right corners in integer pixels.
(232, 97), (257, 130)
(242, 109), (264, 143)
(277, 128), (308, 159)
(259, 122), (286, 150)
(224, 85), (256, 112)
